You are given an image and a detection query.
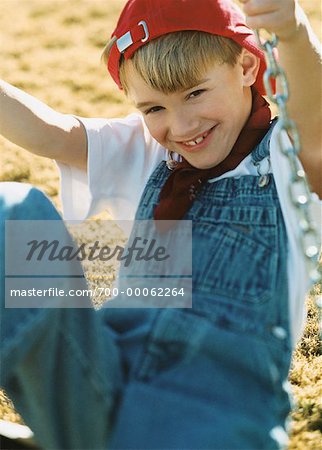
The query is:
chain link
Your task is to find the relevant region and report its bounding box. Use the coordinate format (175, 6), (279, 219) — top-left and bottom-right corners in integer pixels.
(255, 31), (321, 333)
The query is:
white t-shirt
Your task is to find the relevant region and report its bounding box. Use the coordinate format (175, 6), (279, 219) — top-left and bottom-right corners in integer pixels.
(56, 113), (321, 347)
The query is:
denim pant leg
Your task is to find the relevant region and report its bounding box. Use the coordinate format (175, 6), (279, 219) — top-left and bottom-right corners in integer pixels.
(0, 183), (122, 450)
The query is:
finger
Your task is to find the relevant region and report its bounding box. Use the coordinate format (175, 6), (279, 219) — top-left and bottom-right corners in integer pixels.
(245, 10), (294, 34)
(242, 0), (280, 17)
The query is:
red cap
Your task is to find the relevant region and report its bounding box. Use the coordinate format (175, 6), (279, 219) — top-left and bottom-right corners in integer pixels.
(108, 0), (268, 95)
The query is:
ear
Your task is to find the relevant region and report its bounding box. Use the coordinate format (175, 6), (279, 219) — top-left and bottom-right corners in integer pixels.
(240, 49), (260, 87)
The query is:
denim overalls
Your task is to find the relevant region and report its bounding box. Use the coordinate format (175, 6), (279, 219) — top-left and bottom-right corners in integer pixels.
(0, 123), (293, 449)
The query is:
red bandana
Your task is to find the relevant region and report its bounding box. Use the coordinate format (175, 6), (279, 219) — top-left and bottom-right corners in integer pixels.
(154, 88), (272, 222)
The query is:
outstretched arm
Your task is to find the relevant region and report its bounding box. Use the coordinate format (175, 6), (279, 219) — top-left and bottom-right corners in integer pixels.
(240, 0), (322, 197)
(0, 80), (87, 171)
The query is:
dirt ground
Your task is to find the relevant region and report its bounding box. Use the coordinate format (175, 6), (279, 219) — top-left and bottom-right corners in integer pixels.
(0, 1), (321, 448)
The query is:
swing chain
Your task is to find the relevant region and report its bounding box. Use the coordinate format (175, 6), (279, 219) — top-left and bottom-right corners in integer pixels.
(255, 30), (321, 326)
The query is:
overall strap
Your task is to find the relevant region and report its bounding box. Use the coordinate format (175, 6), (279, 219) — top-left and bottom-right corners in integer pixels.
(251, 118), (278, 164)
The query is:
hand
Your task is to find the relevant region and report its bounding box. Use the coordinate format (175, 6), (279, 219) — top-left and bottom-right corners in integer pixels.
(239, 0), (298, 41)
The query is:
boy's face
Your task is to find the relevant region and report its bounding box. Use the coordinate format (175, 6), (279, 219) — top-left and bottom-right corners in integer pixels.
(127, 50), (258, 169)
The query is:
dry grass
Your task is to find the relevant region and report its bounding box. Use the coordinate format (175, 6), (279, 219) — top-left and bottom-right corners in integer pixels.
(0, 1), (321, 448)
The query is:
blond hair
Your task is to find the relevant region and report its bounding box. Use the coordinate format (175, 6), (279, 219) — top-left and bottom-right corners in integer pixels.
(102, 31), (242, 95)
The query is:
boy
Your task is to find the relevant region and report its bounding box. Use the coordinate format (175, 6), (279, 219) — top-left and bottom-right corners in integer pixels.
(0, 1), (321, 449)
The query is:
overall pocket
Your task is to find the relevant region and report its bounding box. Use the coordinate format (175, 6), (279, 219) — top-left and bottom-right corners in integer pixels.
(192, 205), (278, 306)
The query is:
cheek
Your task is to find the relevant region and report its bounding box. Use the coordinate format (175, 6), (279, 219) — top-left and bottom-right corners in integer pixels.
(214, 95), (241, 124)
(201, 92), (235, 119)
(145, 119), (167, 145)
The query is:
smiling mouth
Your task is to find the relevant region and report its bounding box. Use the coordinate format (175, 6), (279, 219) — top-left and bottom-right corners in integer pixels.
(177, 126), (216, 148)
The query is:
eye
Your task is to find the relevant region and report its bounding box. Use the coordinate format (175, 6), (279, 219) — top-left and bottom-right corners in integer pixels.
(144, 106), (164, 115)
(187, 89), (206, 100)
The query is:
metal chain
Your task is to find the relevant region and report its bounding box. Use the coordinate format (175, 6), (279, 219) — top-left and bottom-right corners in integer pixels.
(255, 31), (322, 333)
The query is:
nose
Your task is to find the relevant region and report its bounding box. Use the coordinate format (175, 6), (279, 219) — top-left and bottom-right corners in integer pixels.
(168, 109), (200, 141)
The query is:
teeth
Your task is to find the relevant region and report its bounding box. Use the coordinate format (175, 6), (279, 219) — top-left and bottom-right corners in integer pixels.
(184, 131), (209, 146)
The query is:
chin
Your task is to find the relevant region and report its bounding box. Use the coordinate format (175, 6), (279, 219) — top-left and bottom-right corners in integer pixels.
(188, 159), (222, 170)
